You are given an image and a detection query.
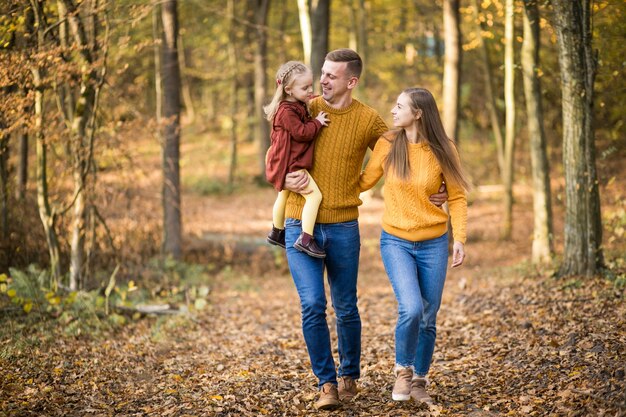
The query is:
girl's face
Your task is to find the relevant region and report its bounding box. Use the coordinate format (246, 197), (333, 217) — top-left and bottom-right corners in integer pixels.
(391, 93), (418, 128)
(286, 71), (314, 103)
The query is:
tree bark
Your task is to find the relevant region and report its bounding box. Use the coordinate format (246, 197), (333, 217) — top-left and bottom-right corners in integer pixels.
(178, 34), (195, 123)
(297, 0), (312, 66)
(16, 131), (27, 201)
(227, 0), (239, 191)
(16, 7), (34, 202)
(348, 0), (367, 89)
(521, 0), (553, 264)
(298, 0), (329, 88)
(472, 0), (504, 174)
(32, 67), (62, 285)
(61, 0), (101, 290)
(502, 0), (516, 240)
(551, 0), (603, 277)
(442, 0), (461, 142)
(253, 0), (270, 179)
(161, 0), (182, 259)
(310, 0), (330, 85)
(0, 132), (8, 242)
(153, 1), (162, 125)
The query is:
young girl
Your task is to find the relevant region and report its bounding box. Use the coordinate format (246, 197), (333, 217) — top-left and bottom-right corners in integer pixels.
(359, 88), (469, 404)
(265, 61), (329, 258)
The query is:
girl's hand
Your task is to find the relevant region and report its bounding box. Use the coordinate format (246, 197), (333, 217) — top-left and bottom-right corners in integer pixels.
(451, 241), (465, 268)
(316, 111), (329, 126)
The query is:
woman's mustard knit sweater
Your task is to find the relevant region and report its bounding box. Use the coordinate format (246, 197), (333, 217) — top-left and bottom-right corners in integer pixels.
(359, 137), (468, 243)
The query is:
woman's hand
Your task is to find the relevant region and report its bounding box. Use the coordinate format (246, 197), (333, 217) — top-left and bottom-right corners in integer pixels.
(451, 241), (465, 268)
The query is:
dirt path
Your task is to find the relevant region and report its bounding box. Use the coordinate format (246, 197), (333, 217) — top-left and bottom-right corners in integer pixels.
(1, 189), (624, 416)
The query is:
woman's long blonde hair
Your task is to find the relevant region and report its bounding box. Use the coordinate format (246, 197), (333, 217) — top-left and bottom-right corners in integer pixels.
(264, 61), (311, 122)
(384, 88), (471, 191)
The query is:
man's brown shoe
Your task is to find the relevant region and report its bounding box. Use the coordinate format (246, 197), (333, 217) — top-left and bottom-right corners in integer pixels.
(315, 382), (340, 410)
(338, 376), (358, 401)
(392, 368), (413, 401)
(410, 377), (433, 404)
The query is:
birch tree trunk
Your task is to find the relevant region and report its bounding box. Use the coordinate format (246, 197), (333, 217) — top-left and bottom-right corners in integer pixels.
(28, 0), (61, 285)
(161, 0), (183, 259)
(522, 0), (553, 264)
(502, 0), (516, 239)
(297, 0), (312, 66)
(32, 67), (62, 285)
(551, 0), (603, 277)
(442, 0), (461, 142)
(61, 0), (100, 290)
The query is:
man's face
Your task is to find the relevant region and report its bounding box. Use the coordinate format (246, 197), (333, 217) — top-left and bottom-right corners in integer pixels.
(320, 60), (354, 104)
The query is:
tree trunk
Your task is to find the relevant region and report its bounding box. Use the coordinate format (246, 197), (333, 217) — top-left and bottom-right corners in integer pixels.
(253, 0), (270, 179)
(442, 0), (461, 142)
(178, 34), (195, 123)
(153, 1), (162, 125)
(32, 67), (62, 286)
(310, 0), (330, 85)
(227, 0), (238, 191)
(16, 131), (27, 201)
(551, 0), (603, 277)
(297, 0), (312, 66)
(15, 7), (34, 202)
(501, 0), (516, 240)
(0, 132), (8, 242)
(348, 0), (367, 89)
(62, 0), (100, 290)
(472, 0), (504, 174)
(522, 0), (553, 264)
(161, 0), (182, 259)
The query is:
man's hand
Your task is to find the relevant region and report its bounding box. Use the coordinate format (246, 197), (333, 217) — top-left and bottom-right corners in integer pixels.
(284, 170), (311, 194)
(451, 241), (465, 268)
(429, 183), (448, 207)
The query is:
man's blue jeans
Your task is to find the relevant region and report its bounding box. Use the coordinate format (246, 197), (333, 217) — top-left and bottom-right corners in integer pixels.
(285, 218), (361, 387)
(380, 230), (449, 376)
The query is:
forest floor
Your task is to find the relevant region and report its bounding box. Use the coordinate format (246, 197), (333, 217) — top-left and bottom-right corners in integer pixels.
(1, 183), (626, 416)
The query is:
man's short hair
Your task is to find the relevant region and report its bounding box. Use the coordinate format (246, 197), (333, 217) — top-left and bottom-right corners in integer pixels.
(325, 48), (363, 78)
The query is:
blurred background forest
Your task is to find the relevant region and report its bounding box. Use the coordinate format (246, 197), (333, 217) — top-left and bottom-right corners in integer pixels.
(0, 0), (624, 297)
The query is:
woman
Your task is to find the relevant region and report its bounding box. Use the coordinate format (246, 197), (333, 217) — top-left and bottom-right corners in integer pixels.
(359, 87), (470, 404)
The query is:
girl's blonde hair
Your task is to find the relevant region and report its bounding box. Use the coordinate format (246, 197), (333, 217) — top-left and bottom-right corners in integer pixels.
(384, 88), (471, 191)
(264, 61), (311, 122)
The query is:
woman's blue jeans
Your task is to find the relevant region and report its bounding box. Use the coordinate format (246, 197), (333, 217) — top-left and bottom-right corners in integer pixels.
(285, 218), (362, 388)
(380, 230), (449, 376)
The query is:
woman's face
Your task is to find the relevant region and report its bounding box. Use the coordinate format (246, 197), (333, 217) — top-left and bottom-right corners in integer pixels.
(390, 93), (416, 128)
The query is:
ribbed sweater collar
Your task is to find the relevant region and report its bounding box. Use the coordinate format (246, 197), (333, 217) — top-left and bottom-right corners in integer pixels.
(317, 97), (361, 114)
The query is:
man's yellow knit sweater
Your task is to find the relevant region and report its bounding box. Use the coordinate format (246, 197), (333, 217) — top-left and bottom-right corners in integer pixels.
(359, 136), (468, 244)
(285, 96), (388, 223)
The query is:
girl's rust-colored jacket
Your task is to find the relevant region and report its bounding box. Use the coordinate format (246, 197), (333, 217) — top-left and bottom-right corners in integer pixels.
(265, 100), (322, 191)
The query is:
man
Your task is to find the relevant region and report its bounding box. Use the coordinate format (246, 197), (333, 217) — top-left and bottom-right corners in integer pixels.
(283, 49), (447, 410)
